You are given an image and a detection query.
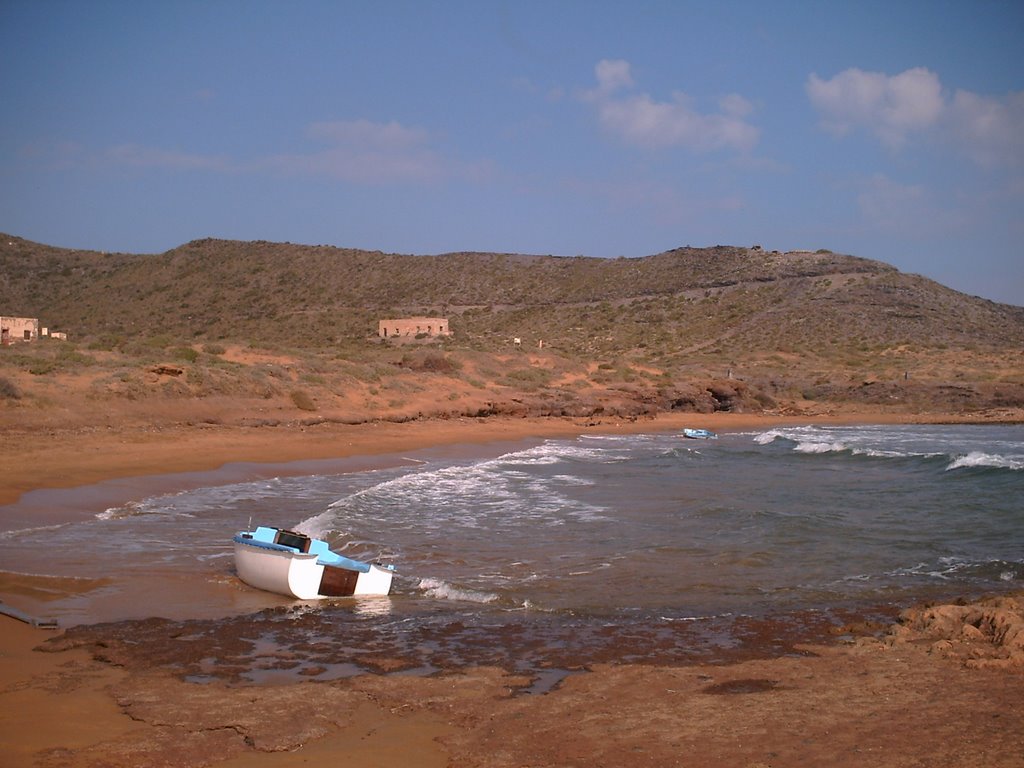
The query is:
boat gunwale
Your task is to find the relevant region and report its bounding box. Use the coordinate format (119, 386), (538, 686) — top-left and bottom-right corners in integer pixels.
(233, 534), (319, 559)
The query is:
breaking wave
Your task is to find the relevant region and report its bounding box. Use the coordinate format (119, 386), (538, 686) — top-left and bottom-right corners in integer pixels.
(753, 425), (1022, 472)
(417, 577), (499, 604)
(946, 451), (1024, 472)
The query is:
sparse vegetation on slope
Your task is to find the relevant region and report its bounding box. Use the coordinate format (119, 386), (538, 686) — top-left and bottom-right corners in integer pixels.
(1, 233), (1022, 429)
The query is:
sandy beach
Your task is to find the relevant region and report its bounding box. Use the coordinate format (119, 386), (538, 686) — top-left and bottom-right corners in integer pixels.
(2, 410), (1023, 767)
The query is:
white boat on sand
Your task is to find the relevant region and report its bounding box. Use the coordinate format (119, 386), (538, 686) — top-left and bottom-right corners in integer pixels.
(233, 526), (395, 599)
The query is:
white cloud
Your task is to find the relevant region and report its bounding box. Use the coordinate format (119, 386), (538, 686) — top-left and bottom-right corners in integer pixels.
(106, 144), (230, 171)
(307, 119), (427, 150)
(510, 76), (565, 102)
(97, 119), (476, 185)
(807, 67), (943, 148)
(719, 93), (754, 119)
(585, 59), (759, 153)
(18, 140), (85, 169)
(19, 140), (231, 173)
(808, 67), (1024, 165)
(268, 147), (443, 185)
(594, 59), (634, 93)
(269, 119), (451, 184)
(948, 89), (1024, 167)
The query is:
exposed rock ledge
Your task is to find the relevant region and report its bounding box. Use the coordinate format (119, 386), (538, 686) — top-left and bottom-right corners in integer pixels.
(884, 593), (1024, 671)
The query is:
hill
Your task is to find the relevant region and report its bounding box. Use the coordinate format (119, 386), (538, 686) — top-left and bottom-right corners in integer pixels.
(1, 233), (1022, 430)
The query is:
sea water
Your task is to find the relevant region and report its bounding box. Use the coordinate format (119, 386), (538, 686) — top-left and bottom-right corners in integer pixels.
(1, 423), (1021, 671)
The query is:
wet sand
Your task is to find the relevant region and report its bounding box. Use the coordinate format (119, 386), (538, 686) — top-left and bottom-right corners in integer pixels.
(4, 594), (1023, 768)
(2, 411), (1023, 767)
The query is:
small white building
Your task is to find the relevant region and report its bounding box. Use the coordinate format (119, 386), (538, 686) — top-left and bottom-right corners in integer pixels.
(1, 316), (40, 345)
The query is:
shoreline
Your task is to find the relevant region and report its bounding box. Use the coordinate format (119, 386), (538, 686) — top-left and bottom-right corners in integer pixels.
(2, 410), (1022, 767)
(3, 408), (1018, 508)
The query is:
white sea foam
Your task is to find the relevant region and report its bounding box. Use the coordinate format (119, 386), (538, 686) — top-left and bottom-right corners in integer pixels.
(578, 433), (656, 444)
(568, 562), (612, 576)
(308, 444), (609, 536)
(96, 498), (202, 520)
(94, 477), (301, 522)
(530, 441), (630, 464)
(752, 425), (1020, 469)
(857, 448), (922, 459)
(893, 557), (1023, 582)
(417, 577), (499, 604)
(0, 523), (67, 540)
(195, 551), (233, 562)
(798, 441), (917, 459)
(793, 440), (847, 454)
(946, 451), (1024, 471)
(551, 473), (595, 486)
(753, 430), (784, 445)
(96, 500), (147, 520)
(659, 613), (731, 622)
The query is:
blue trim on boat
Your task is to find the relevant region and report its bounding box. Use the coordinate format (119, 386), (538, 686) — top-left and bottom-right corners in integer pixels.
(253, 526), (281, 543)
(307, 538), (371, 572)
(234, 531), (373, 573)
(233, 534), (300, 554)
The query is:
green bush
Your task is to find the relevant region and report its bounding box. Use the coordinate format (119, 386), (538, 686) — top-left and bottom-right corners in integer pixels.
(172, 346), (199, 363)
(88, 335), (126, 352)
(503, 367), (553, 389)
(56, 345), (95, 368)
(28, 359), (57, 375)
(144, 334), (175, 350)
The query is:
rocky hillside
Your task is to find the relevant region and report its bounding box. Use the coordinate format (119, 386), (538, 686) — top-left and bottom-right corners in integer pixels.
(1, 234), (1022, 423)
(2, 235), (1020, 349)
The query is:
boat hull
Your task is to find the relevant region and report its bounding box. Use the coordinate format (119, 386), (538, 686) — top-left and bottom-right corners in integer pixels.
(233, 535), (393, 599)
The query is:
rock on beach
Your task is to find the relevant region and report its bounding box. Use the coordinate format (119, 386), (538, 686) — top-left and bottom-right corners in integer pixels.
(889, 594), (1024, 670)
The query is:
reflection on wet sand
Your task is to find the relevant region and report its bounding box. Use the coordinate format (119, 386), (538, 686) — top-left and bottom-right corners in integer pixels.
(0, 570), (112, 602)
(39, 601), (900, 690)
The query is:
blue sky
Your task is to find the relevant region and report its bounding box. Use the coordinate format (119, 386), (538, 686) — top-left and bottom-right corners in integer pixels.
(2, 1), (1022, 305)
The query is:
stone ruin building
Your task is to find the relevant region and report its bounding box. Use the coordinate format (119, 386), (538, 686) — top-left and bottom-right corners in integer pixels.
(1, 316), (40, 345)
(378, 317), (450, 339)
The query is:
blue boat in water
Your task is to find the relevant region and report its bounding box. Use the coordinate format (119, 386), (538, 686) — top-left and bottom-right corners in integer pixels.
(683, 428), (718, 440)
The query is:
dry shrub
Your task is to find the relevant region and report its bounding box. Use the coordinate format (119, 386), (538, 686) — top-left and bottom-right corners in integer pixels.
(400, 352), (460, 373)
(0, 376), (21, 399)
(290, 389), (317, 411)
